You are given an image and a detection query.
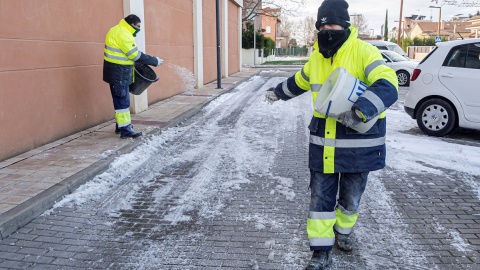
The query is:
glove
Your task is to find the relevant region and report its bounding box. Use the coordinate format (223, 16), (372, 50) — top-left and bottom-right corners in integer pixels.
(339, 109), (364, 129)
(265, 87), (279, 104)
(156, 57), (164, 66)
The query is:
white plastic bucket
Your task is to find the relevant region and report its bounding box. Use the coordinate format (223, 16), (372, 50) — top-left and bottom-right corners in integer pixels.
(313, 67), (379, 133)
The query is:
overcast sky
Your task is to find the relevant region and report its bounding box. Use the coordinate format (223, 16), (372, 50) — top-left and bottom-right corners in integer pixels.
(291, 0), (480, 35)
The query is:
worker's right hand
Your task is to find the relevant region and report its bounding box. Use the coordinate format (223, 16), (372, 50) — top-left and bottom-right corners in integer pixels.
(339, 109), (363, 129)
(156, 57), (164, 66)
(265, 87), (279, 104)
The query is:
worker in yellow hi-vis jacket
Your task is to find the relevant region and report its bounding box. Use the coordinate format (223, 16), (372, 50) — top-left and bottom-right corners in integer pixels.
(103, 14), (163, 138)
(264, 1), (398, 269)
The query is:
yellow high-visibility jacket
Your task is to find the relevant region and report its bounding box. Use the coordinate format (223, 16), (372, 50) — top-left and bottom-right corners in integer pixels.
(274, 26), (399, 173)
(103, 19), (157, 86)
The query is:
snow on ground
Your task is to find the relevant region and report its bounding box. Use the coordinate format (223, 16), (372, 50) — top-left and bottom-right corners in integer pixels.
(386, 109), (480, 194)
(42, 73), (480, 268)
(273, 56), (309, 61)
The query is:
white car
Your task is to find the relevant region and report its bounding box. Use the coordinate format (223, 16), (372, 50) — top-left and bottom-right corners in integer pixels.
(380, 50), (419, 87)
(366, 40), (409, 60)
(404, 38), (480, 137)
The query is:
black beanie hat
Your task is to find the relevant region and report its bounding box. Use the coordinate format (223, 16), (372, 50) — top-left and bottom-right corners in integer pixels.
(315, 0), (351, 30)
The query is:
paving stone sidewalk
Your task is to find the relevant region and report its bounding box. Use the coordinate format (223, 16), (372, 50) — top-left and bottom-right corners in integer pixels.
(1, 69), (480, 270)
(0, 68), (260, 240)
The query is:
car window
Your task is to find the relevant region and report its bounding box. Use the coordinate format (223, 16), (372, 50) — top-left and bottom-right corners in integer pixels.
(382, 51), (407, 62)
(376, 45), (389, 50)
(381, 53), (391, 62)
(466, 43), (480, 69)
(419, 47), (437, 64)
(444, 45), (467, 67)
(387, 44), (408, 57)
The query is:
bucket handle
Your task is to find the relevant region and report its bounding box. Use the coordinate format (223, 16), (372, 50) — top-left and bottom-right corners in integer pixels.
(325, 100), (332, 119)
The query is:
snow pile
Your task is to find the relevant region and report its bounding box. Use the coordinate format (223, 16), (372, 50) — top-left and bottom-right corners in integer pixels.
(274, 56), (309, 61)
(44, 127), (183, 213)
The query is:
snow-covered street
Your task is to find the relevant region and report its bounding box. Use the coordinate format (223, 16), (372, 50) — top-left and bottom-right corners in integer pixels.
(1, 68), (480, 269)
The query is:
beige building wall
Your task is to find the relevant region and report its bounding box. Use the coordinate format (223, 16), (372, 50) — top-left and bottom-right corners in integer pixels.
(410, 25), (423, 39)
(228, 1), (239, 74)
(0, 0), (241, 162)
(144, 0), (194, 104)
(202, 0), (221, 83)
(0, 0), (122, 161)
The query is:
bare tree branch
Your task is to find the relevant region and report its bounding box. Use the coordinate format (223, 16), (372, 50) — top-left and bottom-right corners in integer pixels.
(297, 17), (317, 46)
(242, 0), (305, 22)
(351, 15), (369, 34)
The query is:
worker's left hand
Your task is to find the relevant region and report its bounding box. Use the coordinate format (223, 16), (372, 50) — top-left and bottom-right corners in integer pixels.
(156, 57), (164, 66)
(339, 109), (363, 129)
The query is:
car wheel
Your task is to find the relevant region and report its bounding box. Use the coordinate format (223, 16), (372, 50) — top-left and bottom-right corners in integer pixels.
(397, 70), (410, 86)
(416, 98), (457, 137)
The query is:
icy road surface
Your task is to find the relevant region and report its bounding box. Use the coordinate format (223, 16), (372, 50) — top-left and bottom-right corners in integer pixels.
(1, 69), (480, 269)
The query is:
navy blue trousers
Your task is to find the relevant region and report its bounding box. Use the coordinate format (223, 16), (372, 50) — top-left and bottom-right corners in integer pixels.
(109, 84), (130, 110)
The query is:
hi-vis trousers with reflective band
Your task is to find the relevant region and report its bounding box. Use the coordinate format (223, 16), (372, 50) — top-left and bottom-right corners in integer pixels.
(307, 171), (369, 251)
(109, 84), (131, 127)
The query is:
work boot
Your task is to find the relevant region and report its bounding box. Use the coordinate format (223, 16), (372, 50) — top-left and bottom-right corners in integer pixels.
(119, 124), (142, 138)
(115, 123), (120, 134)
(336, 233), (353, 251)
(305, 250), (332, 270)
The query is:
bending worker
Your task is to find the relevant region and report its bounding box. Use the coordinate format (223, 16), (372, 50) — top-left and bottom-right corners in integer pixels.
(265, 0), (398, 269)
(103, 14), (163, 138)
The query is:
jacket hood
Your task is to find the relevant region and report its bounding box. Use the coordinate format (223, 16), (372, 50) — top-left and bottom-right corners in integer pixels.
(118, 19), (136, 35)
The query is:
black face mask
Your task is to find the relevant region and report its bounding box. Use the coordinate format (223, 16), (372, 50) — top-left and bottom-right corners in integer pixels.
(317, 28), (351, 58)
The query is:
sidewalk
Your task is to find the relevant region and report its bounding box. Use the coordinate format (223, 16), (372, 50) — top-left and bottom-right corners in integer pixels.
(0, 68), (259, 240)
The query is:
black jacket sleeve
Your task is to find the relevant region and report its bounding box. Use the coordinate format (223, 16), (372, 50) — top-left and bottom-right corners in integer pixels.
(135, 52), (159, 66)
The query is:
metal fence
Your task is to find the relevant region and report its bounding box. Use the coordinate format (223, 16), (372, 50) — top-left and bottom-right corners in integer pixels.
(275, 47), (309, 56)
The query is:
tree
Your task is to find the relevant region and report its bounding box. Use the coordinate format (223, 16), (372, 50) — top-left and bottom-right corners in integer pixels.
(264, 37), (275, 56)
(242, 22), (265, 49)
(402, 37), (413, 52)
(350, 14), (369, 34)
(288, 38), (298, 47)
(242, 0), (305, 22)
(413, 37), (422, 46)
(297, 17), (317, 46)
(424, 37), (436, 46)
(384, 9), (388, 41)
(279, 15), (295, 37)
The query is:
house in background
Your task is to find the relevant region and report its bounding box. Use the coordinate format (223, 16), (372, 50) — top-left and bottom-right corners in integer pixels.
(261, 8), (281, 45)
(402, 14), (427, 40)
(276, 32), (290, 48)
(409, 21), (471, 40)
(466, 15), (480, 38)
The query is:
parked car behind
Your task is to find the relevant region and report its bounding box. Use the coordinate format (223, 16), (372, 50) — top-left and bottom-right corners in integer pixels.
(380, 50), (418, 86)
(366, 40), (409, 60)
(404, 38), (480, 137)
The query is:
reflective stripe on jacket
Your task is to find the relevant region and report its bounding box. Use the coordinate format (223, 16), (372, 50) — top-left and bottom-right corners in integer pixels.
(274, 26), (398, 173)
(104, 19), (141, 65)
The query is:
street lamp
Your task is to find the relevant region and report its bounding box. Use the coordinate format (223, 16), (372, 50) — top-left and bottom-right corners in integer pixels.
(397, 0), (404, 45)
(429, 5), (442, 38)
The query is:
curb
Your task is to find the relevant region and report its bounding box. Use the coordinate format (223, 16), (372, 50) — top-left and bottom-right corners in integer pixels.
(0, 71), (260, 240)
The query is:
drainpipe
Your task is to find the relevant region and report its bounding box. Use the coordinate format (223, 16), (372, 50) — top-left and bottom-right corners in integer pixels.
(215, 0), (221, 88)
